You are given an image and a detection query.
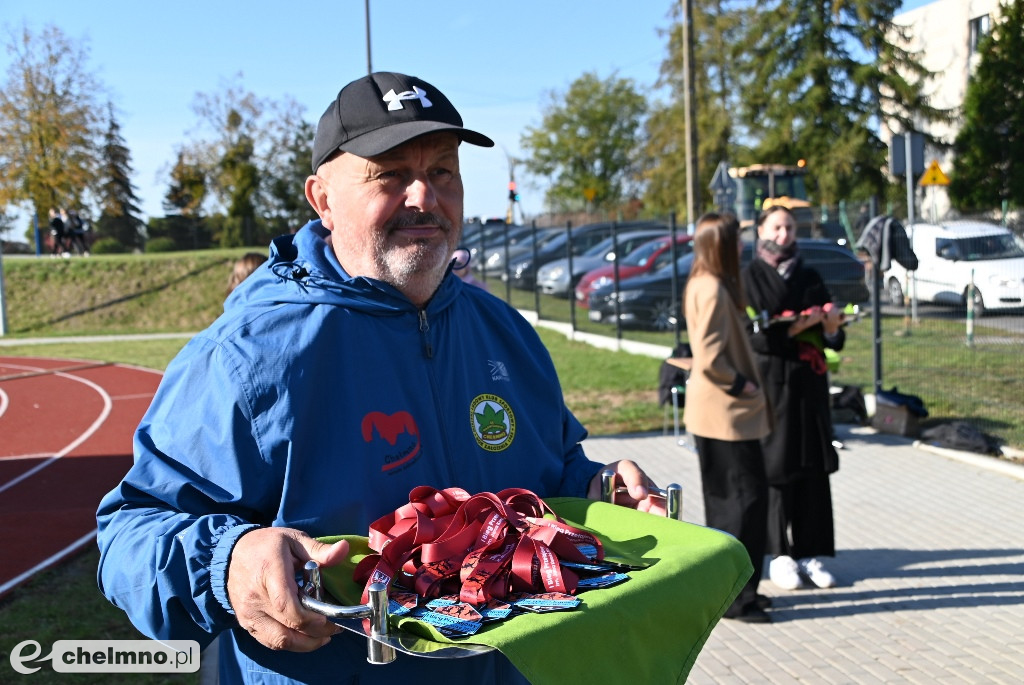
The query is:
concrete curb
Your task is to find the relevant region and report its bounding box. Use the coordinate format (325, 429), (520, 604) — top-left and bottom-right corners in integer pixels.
(912, 439), (1024, 482)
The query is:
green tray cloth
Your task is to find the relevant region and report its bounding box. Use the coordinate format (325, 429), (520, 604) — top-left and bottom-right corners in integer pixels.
(319, 497), (752, 685)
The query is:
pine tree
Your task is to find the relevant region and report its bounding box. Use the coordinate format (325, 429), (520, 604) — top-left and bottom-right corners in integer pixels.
(737, 0), (945, 204)
(95, 103), (145, 249)
(950, 0), (1024, 211)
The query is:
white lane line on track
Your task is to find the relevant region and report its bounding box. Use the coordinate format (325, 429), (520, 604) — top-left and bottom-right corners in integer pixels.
(0, 387), (8, 419)
(0, 530), (97, 598)
(0, 453), (59, 462)
(0, 362), (113, 495)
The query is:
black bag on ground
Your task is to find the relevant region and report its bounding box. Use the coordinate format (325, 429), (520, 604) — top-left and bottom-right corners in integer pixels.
(921, 421), (1001, 455)
(832, 385), (867, 424)
(876, 387), (929, 417)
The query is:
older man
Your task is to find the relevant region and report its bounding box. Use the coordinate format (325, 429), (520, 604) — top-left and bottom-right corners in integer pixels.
(97, 72), (662, 684)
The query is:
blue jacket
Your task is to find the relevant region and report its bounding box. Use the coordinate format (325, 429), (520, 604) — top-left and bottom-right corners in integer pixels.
(96, 221), (599, 684)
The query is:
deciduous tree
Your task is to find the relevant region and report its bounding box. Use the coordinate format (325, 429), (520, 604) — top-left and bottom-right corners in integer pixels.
(520, 72), (647, 214)
(0, 24), (104, 226)
(643, 1), (753, 219)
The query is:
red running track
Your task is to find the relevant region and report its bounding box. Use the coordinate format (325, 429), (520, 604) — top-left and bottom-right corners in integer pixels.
(0, 356), (161, 597)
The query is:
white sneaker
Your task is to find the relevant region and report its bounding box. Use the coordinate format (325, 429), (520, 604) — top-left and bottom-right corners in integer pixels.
(769, 555), (805, 590)
(798, 557), (837, 588)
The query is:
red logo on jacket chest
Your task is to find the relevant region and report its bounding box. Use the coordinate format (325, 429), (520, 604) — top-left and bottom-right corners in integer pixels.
(360, 411), (421, 472)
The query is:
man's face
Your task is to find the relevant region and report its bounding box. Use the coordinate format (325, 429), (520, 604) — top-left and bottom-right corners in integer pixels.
(307, 132), (464, 306)
(757, 210), (797, 248)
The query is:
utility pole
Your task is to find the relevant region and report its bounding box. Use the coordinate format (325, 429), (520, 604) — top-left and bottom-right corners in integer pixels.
(365, 0), (373, 74)
(680, 0), (700, 232)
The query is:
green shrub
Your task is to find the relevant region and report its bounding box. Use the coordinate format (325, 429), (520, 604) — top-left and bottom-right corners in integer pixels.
(90, 237), (126, 254)
(144, 237), (177, 253)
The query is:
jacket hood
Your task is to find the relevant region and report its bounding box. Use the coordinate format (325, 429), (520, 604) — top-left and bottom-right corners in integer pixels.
(225, 220), (461, 316)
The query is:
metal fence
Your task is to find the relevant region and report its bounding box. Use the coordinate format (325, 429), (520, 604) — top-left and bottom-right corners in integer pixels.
(470, 209), (1024, 450)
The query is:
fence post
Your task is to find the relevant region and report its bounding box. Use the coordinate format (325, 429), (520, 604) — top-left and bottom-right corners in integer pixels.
(610, 223), (622, 342)
(871, 261), (883, 395)
(0, 239), (8, 335)
(568, 224), (577, 333)
(668, 213), (682, 347)
(966, 268), (975, 348)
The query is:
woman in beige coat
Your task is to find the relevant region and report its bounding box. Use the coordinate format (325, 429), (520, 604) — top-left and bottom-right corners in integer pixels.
(684, 212), (773, 622)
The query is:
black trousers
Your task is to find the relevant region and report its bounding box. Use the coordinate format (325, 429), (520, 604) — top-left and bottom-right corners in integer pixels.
(766, 472), (835, 559)
(694, 435), (768, 616)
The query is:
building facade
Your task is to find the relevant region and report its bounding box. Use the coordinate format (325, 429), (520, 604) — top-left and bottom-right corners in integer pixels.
(886, 0), (1003, 220)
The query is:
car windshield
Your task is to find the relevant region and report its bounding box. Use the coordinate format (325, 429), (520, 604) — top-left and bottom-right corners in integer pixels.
(944, 234), (1024, 261)
(510, 228), (559, 248)
(653, 252), (696, 277)
(582, 236), (617, 258)
(621, 238), (669, 267)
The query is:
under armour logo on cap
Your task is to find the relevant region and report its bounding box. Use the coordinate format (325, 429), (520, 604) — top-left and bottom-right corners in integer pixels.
(382, 86), (433, 111)
(311, 72), (493, 171)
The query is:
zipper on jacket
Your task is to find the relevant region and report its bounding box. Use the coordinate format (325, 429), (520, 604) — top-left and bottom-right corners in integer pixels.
(418, 310), (434, 359)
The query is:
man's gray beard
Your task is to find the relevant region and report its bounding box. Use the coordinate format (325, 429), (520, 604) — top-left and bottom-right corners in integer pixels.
(372, 234), (451, 293)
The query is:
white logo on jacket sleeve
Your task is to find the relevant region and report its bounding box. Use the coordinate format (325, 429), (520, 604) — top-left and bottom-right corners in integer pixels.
(382, 86), (432, 111)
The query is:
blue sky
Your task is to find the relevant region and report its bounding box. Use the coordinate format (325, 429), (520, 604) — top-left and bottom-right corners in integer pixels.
(2, 1), (927, 226)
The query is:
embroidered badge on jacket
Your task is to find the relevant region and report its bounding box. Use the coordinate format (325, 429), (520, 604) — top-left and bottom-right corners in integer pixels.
(470, 394), (516, 452)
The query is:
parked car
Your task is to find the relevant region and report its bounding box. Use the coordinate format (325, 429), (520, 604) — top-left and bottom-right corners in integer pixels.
(574, 233), (693, 308)
(461, 223), (529, 266)
(475, 226), (563, 277)
(506, 221), (665, 290)
(535, 227), (670, 297)
(884, 220), (1024, 317)
(588, 238), (869, 331)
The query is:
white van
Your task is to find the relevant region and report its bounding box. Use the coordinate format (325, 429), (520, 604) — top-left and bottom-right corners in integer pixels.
(886, 220), (1024, 317)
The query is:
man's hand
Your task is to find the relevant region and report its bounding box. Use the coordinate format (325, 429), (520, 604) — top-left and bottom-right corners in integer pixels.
(226, 527), (349, 652)
(821, 302), (844, 336)
(587, 460), (667, 516)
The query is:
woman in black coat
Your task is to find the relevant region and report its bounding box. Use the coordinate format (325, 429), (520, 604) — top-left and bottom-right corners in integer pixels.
(742, 206), (845, 591)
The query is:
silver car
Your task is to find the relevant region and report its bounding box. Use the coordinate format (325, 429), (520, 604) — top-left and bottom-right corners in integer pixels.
(536, 227), (669, 297)
(475, 227), (563, 277)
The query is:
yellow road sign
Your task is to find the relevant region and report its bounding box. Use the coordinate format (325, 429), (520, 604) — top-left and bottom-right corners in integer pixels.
(919, 160), (950, 186)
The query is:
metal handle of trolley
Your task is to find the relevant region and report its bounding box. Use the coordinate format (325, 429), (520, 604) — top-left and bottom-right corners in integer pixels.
(600, 468), (683, 522)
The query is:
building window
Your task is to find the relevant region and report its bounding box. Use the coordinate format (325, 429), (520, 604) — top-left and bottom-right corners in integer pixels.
(969, 14), (991, 53)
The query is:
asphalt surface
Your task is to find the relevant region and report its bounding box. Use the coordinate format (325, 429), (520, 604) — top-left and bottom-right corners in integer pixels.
(582, 425), (1024, 683)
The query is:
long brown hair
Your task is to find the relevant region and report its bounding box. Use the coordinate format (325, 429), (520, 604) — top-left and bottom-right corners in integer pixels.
(227, 252), (268, 295)
(687, 212), (746, 310)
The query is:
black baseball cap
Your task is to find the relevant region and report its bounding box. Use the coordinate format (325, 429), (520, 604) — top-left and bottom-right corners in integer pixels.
(311, 72), (494, 172)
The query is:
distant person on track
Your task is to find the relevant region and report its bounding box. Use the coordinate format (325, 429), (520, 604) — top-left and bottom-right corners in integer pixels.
(96, 71), (666, 685)
(66, 209), (90, 256)
(48, 208), (68, 258)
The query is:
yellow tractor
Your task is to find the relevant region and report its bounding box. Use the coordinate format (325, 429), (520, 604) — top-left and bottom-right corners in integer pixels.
(729, 162), (813, 230)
